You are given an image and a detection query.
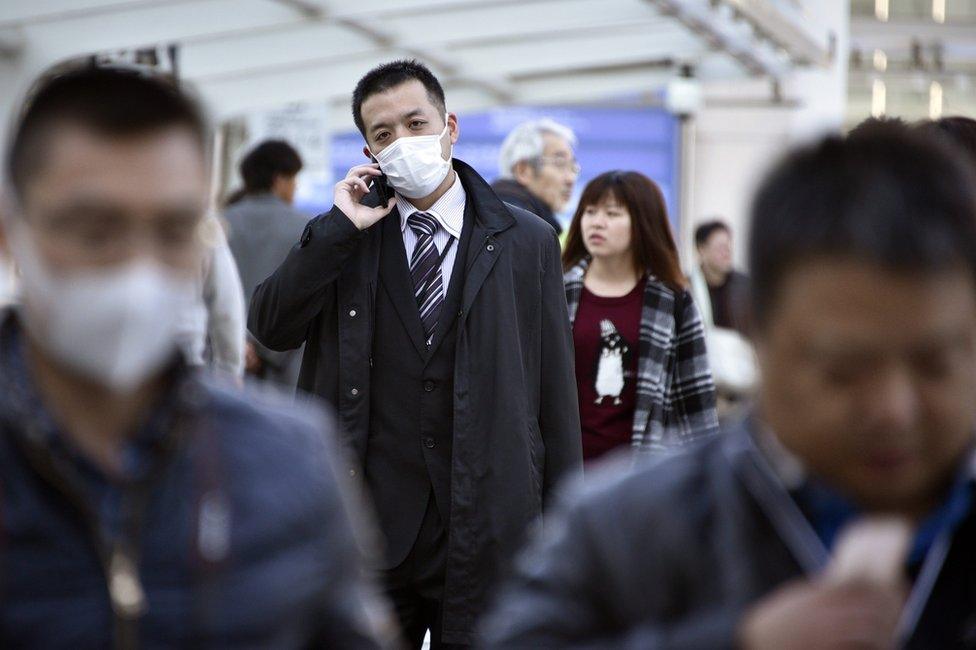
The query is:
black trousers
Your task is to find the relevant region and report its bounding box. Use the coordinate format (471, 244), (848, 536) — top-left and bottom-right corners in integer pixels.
(382, 493), (466, 649)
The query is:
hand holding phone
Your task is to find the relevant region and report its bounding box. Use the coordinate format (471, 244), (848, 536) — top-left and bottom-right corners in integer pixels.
(372, 173), (393, 205)
(333, 162), (396, 230)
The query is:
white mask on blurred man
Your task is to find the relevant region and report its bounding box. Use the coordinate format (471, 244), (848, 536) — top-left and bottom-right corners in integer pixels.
(10, 230), (195, 393)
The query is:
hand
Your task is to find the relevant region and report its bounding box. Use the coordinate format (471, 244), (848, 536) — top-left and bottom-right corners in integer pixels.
(738, 579), (905, 650)
(244, 341), (262, 375)
(333, 163), (395, 230)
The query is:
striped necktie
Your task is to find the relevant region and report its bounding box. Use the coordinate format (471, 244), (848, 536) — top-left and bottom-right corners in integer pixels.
(407, 212), (445, 345)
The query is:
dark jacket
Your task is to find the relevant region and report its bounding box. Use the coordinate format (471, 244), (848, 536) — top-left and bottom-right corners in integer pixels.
(0, 310), (395, 649)
(490, 178), (562, 235)
(249, 159), (583, 643)
(480, 418), (976, 648)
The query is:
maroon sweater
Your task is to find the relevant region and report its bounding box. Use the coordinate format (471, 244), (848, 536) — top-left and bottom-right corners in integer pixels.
(573, 279), (644, 461)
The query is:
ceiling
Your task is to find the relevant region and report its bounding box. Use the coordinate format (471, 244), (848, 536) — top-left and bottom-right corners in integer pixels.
(848, 0), (976, 121)
(0, 0), (832, 131)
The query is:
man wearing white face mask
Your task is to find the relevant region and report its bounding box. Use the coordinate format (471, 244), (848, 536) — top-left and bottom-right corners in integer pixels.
(0, 65), (397, 648)
(250, 59), (583, 648)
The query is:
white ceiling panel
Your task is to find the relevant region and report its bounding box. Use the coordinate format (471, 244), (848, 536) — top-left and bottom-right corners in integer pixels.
(0, 0), (832, 126)
(181, 23), (376, 81)
(451, 27), (702, 78)
(20, 0), (303, 62)
(0, 0), (164, 28)
(372, 0), (665, 47)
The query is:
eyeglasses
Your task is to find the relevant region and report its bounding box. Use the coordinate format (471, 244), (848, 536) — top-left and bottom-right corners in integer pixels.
(537, 157), (581, 175)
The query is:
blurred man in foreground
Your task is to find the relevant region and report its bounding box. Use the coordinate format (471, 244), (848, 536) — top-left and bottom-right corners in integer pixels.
(0, 65), (394, 647)
(482, 122), (976, 649)
(492, 118), (579, 235)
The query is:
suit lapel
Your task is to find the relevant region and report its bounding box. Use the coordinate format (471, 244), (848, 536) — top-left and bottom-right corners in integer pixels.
(451, 160), (517, 317)
(426, 201), (474, 357)
(460, 223), (502, 317)
(379, 209), (430, 360)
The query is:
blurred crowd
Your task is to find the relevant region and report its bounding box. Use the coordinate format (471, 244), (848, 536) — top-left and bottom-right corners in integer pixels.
(1, 57), (976, 649)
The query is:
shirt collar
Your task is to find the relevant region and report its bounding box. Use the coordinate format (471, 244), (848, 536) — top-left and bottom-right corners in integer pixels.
(398, 172), (465, 239)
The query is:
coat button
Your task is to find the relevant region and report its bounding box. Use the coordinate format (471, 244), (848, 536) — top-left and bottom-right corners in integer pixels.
(349, 468), (357, 478)
(486, 243), (495, 252)
(350, 388), (359, 397)
(423, 380), (436, 392)
(349, 309), (357, 317)
(423, 437), (436, 449)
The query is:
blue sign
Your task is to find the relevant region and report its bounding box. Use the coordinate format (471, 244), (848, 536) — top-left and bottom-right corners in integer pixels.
(331, 105), (680, 231)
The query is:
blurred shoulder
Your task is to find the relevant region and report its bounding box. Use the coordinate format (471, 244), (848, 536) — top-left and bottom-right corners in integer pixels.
(197, 375), (338, 474)
(564, 436), (730, 536)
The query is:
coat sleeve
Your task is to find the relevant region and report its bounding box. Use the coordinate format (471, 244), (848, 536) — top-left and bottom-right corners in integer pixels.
(537, 232), (583, 507)
(668, 290), (719, 442)
(248, 206), (365, 352)
(203, 225), (246, 378)
(478, 483), (739, 649)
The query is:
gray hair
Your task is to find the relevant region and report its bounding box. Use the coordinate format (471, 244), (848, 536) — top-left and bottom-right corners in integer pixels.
(497, 118), (577, 179)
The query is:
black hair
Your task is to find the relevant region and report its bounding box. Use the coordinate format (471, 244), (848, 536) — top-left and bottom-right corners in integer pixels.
(351, 59), (446, 137)
(916, 116), (976, 172)
(846, 115), (907, 140)
(749, 120), (976, 329)
(239, 139), (302, 193)
(694, 219), (731, 248)
(6, 64), (208, 200)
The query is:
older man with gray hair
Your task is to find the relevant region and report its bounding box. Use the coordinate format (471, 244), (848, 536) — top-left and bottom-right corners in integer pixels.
(492, 118), (579, 235)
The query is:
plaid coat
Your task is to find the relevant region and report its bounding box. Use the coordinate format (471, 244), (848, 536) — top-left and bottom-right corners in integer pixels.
(565, 260), (719, 451)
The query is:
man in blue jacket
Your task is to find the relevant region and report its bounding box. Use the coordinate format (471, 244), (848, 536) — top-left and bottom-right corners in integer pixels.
(0, 64), (396, 648)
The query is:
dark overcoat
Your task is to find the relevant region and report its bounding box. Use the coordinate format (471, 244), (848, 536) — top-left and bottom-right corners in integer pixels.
(249, 159), (583, 643)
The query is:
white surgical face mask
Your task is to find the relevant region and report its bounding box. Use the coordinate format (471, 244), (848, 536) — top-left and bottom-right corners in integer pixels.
(370, 114), (452, 199)
(10, 228), (195, 393)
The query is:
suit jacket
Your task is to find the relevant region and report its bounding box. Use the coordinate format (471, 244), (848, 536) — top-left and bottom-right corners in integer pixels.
(481, 417), (976, 648)
(248, 159), (583, 644)
(225, 193), (309, 388)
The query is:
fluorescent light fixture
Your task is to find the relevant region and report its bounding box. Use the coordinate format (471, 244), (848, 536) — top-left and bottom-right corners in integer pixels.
(872, 78), (887, 117)
(876, 0), (889, 21)
(873, 49), (888, 72)
(929, 80), (943, 119)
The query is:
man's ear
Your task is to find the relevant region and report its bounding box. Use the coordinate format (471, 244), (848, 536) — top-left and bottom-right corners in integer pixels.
(513, 160), (535, 184)
(447, 112), (460, 145)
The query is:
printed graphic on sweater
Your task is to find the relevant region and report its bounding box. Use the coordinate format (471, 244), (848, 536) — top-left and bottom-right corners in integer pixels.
(593, 319), (633, 405)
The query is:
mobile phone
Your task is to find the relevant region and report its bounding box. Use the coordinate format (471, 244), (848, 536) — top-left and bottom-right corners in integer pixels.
(372, 173), (393, 205)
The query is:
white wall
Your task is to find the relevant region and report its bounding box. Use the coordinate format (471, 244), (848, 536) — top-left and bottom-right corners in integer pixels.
(681, 0), (850, 272)
(684, 103), (792, 270)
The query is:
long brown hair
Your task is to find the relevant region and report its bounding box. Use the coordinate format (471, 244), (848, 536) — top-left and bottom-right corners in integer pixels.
(562, 170), (686, 290)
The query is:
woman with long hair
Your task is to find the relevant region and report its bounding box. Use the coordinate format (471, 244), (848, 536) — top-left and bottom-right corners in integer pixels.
(563, 170), (718, 461)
